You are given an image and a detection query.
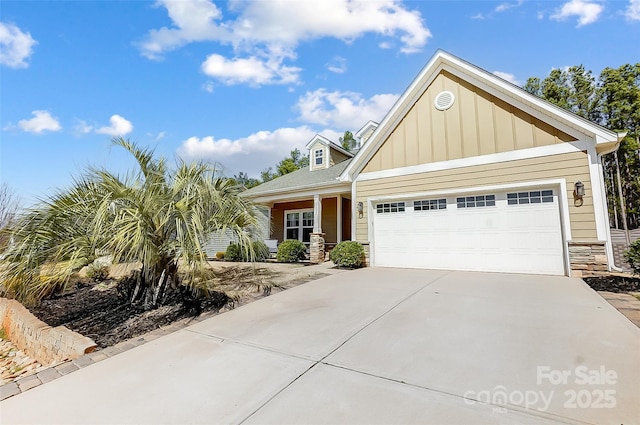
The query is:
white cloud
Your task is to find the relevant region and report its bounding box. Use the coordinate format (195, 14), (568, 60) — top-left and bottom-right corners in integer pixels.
(295, 89), (398, 130)
(0, 22), (37, 68)
(73, 119), (94, 135)
(17, 110), (61, 134)
(493, 71), (521, 86)
(551, 0), (604, 26)
(139, 0), (431, 85)
(202, 81), (215, 93)
(201, 53), (301, 86)
(176, 126), (343, 176)
(626, 0), (640, 20)
(326, 56), (347, 74)
(495, 0), (524, 13)
(95, 115), (133, 137)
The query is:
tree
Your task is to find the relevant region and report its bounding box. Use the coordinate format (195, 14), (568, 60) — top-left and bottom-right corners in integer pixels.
(0, 138), (257, 306)
(231, 172), (261, 189)
(525, 63), (640, 229)
(339, 131), (357, 152)
(276, 148), (308, 175)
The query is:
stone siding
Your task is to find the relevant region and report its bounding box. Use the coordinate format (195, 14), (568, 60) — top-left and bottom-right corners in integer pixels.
(309, 233), (325, 264)
(0, 298), (96, 366)
(568, 242), (608, 278)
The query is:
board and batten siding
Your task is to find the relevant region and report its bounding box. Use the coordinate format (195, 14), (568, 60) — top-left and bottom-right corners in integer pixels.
(356, 151), (597, 242)
(363, 71), (576, 173)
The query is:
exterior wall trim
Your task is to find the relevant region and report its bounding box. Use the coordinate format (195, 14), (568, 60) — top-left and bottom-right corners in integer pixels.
(357, 141), (588, 182)
(364, 178), (572, 276)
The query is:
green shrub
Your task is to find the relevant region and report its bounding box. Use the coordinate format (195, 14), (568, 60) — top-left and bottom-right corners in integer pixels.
(225, 243), (243, 261)
(276, 240), (307, 262)
(86, 264), (110, 280)
(330, 241), (365, 268)
(215, 251), (225, 260)
(624, 239), (640, 275)
(252, 241), (270, 261)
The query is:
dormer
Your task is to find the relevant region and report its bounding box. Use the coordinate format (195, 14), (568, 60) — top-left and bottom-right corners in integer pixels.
(354, 120), (379, 150)
(305, 134), (354, 171)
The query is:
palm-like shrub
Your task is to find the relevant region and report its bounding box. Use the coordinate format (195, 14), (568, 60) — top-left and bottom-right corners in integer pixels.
(0, 138), (256, 307)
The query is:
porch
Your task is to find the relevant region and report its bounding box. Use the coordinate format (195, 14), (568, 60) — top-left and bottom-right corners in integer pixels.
(262, 193), (352, 262)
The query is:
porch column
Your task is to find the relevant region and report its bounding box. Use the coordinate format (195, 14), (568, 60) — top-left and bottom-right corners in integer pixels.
(310, 194), (325, 264)
(336, 195), (342, 243)
(313, 194), (322, 233)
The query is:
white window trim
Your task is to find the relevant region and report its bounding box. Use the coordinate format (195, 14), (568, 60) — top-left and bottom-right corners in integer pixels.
(284, 208), (314, 243)
(314, 148), (324, 166)
(365, 179), (571, 276)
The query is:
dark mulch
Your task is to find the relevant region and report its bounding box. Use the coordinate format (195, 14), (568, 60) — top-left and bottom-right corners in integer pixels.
(583, 275), (640, 293)
(29, 279), (228, 348)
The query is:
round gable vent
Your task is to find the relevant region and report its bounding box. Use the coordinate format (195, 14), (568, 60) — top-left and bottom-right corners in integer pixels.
(434, 91), (455, 111)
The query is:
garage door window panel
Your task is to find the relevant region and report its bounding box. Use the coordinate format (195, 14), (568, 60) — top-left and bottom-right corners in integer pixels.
(376, 202), (405, 214)
(507, 190), (554, 205)
(456, 195), (495, 208)
(414, 199), (447, 211)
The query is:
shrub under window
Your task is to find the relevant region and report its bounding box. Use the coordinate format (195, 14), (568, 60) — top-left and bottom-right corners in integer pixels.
(277, 240), (307, 263)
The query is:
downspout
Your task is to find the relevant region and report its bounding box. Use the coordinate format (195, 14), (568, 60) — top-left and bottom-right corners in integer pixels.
(598, 131), (628, 272)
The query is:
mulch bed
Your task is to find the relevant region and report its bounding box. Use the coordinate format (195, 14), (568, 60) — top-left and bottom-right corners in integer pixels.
(28, 265), (322, 349)
(29, 279), (228, 348)
(582, 275), (640, 293)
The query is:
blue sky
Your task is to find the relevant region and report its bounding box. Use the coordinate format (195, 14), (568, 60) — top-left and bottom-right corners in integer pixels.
(1, 0), (639, 205)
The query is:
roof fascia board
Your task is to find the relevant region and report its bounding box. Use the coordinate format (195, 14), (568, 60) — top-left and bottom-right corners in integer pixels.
(249, 183), (352, 204)
(446, 56), (618, 142)
(340, 54), (445, 181)
(341, 50), (618, 182)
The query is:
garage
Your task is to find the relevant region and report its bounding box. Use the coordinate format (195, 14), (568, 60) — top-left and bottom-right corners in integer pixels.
(372, 188), (565, 275)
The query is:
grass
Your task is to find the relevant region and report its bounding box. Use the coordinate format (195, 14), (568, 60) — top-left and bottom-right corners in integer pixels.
(0, 328), (7, 340)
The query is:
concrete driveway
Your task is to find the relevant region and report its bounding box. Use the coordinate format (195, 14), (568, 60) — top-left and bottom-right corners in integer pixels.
(1, 268), (639, 424)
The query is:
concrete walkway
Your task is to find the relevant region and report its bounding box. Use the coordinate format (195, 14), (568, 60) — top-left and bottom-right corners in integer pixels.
(1, 268), (639, 424)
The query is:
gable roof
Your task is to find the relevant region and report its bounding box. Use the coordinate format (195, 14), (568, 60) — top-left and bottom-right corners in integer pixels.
(305, 134), (354, 158)
(340, 50), (623, 182)
(242, 158), (351, 199)
(354, 120), (379, 141)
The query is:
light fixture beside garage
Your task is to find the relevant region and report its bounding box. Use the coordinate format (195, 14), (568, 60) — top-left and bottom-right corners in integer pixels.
(574, 181), (585, 207)
(357, 202), (364, 218)
(434, 91), (455, 111)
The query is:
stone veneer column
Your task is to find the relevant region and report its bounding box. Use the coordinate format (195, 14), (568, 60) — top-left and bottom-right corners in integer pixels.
(568, 241), (608, 277)
(310, 233), (325, 264)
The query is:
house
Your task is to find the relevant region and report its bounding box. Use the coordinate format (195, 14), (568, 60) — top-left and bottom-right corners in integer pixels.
(244, 50), (625, 277)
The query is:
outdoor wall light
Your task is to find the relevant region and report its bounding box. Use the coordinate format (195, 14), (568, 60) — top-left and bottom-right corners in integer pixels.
(574, 181), (585, 207)
(357, 202), (364, 218)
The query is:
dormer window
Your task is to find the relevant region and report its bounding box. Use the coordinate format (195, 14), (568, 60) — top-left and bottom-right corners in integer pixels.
(314, 149), (324, 166)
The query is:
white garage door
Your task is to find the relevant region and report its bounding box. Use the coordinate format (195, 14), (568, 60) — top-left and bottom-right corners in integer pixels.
(372, 189), (565, 275)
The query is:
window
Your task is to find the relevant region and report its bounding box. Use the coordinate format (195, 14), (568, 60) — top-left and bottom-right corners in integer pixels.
(456, 194), (495, 208)
(314, 149), (323, 166)
(414, 199), (447, 211)
(507, 190), (553, 205)
(376, 202), (405, 214)
(285, 210), (314, 243)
